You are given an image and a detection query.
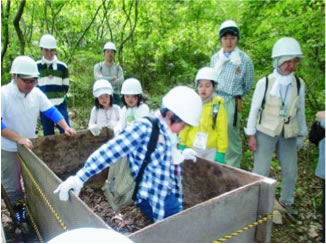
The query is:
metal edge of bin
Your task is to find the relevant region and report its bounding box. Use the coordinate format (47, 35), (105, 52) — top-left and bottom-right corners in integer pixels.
(128, 181), (260, 243)
(255, 175), (276, 243)
(18, 143), (111, 242)
(128, 158), (275, 243)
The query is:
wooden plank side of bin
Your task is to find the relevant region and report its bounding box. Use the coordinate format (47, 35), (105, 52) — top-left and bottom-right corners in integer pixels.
(18, 144), (111, 242)
(129, 182), (260, 243)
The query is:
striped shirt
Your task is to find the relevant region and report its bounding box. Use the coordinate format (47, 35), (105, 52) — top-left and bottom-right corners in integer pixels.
(76, 116), (183, 221)
(210, 48), (254, 101)
(37, 59), (69, 106)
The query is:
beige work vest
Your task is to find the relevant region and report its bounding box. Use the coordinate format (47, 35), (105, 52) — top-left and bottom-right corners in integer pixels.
(256, 74), (301, 138)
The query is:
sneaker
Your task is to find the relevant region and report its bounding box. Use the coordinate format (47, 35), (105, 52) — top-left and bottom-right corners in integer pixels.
(14, 201), (28, 223)
(279, 201), (298, 216)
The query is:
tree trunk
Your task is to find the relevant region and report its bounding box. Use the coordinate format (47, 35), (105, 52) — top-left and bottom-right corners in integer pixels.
(1, 0), (11, 74)
(13, 0), (26, 55)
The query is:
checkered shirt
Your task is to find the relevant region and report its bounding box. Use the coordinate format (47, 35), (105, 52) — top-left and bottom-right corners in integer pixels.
(210, 48), (254, 101)
(77, 117), (183, 222)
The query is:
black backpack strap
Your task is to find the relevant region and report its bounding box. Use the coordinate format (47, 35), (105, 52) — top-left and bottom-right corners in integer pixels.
(262, 76), (269, 110)
(258, 76), (269, 124)
(212, 102), (220, 130)
(132, 116), (160, 200)
(295, 75), (301, 95)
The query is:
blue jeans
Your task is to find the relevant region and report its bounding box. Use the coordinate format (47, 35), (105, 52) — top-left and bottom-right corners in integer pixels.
(40, 101), (70, 136)
(137, 193), (183, 221)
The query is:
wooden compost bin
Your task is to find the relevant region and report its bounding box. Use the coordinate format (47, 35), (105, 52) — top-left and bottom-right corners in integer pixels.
(18, 128), (276, 243)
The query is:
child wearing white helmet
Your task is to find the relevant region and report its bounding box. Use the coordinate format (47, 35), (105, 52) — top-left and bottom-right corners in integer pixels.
(179, 67), (228, 164)
(55, 86), (202, 222)
(88, 79), (121, 136)
(114, 78), (150, 134)
(245, 37), (307, 216)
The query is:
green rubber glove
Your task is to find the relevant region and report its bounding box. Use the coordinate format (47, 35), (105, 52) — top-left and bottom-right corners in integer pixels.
(214, 152), (225, 164)
(178, 144), (186, 151)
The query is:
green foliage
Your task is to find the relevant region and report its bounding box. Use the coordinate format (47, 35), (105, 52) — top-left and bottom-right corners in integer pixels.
(1, 0), (324, 124)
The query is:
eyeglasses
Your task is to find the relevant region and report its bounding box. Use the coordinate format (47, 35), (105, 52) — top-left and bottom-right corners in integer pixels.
(20, 77), (38, 85)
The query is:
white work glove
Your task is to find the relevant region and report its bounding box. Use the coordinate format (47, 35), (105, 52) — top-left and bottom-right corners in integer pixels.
(182, 148), (198, 162)
(89, 124), (102, 136)
(113, 124), (122, 136)
(107, 120), (118, 130)
(172, 147), (185, 165)
(296, 136), (304, 151)
(53, 176), (84, 201)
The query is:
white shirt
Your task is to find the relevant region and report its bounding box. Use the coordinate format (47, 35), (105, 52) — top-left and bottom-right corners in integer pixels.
(245, 74), (307, 136)
(1, 80), (52, 152)
(88, 105), (121, 129)
(119, 103), (150, 130)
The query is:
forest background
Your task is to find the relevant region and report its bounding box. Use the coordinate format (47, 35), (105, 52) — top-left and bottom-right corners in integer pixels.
(1, 0), (325, 242)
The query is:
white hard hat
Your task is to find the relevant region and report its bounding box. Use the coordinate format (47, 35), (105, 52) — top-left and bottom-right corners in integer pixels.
(10, 56), (39, 78)
(93, 79), (113, 97)
(219, 20), (240, 39)
(103, 42), (117, 51)
(121, 78), (143, 95)
(162, 86), (202, 126)
(39, 34), (57, 49)
(48, 228), (133, 243)
(271, 37), (303, 58)
(195, 67), (218, 87)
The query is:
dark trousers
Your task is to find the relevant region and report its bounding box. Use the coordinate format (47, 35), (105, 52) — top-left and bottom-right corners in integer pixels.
(113, 93), (121, 106)
(40, 101), (70, 136)
(137, 193), (183, 221)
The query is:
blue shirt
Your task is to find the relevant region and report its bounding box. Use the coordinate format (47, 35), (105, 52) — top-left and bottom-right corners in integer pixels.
(210, 48), (254, 101)
(76, 116), (183, 221)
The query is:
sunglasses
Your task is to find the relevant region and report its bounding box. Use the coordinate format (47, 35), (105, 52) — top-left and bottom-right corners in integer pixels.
(20, 77), (38, 85)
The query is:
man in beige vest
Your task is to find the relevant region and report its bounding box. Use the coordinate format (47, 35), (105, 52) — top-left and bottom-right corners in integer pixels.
(245, 37), (307, 215)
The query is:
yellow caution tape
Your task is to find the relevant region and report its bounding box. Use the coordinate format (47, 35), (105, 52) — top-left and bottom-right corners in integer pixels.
(24, 202), (44, 242)
(212, 213), (274, 243)
(18, 154), (68, 232)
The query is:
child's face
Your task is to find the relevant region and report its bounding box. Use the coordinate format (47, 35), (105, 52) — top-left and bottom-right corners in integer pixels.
(98, 94), (111, 107)
(170, 121), (186, 133)
(166, 111), (186, 133)
(124, 95), (138, 108)
(197, 80), (214, 100)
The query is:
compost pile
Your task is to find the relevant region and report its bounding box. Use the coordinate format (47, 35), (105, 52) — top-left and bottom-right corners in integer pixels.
(79, 186), (152, 235)
(78, 160), (242, 234)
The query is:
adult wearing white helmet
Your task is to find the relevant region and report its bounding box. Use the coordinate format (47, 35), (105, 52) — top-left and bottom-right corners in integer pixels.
(210, 20), (254, 168)
(88, 79), (121, 136)
(116, 78), (150, 133)
(54, 86), (202, 222)
(1, 56), (75, 217)
(245, 37), (307, 216)
(179, 67), (228, 164)
(94, 41), (124, 106)
(37, 34), (71, 136)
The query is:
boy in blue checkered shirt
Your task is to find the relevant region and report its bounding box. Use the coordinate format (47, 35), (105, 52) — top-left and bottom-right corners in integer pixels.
(54, 86), (202, 222)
